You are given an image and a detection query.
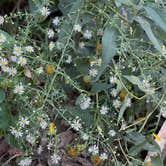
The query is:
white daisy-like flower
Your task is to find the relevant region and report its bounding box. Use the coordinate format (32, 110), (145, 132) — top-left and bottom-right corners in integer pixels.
(108, 129), (116, 137)
(13, 46), (23, 56)
(83, 30), (92, 39)
(8, 67), (17, 76)
(65, 55), (72, 64)
(89, 68), (98, 77)
(100, 153), (108, 160)
(126, 98), (131, 107)
(80, 96), (91, 110)
(49, 41), (55, 51)
(81, 133), (89, 141)
(14, 84), (25, 95)
(26, 134), (35, 144)
(73, 24), (82, 32)
(52, 17), (60, 26)
(0, 16), (4, 25)
(113, 99), (121, 109)
(40, 6), (50, 17)
(100, 105), (109, 115)
(47, 141), (53, 150)
(0, 58), (8, 66)
(51, 153), (61, 164)
(25, 46), (34, 53)
(17, 56), (27, 66)
(88, 145), (99, 155)
(47, 29), (54, 38)
(36, 66), (44, 74)
(71, 119), (82, 131)
(40, 120), (47, 129)
(110, 88), (118, 97)
(109, 76), (117, 84)
(11, 56), (17, 62)
(79, 42), (85, 48)
(0, 33), (6, 43)
(10, 127), (23, 138)
(1, 65), (10, 73)
(18, 157), (32, 166)
(19, 117), (29, 127)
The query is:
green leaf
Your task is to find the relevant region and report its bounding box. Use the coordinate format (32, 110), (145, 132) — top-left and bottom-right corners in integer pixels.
(58, 0), (83, 15)
(151, 155), (163, 166)
(123, 75), (146, 92)
(0, 29), (15, 47)
(91, 82), (111, 93)
(135, 16), (163, 55)
(0, 89), (6, 103)
(96, 26), (117, 80)
(118, 96), (129, 122)
(144, 6), (166, 33)
(0, 104), (10, 131)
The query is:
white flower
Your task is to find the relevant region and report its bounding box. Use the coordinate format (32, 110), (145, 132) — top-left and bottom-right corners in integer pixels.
(10, 127), (23, 138)
(17, 56), (27, 66)
(25, 46), (34, 53)
(160, 106), (166, 118)
(126, 98), (131, 107)
(73, 24), (82, 32)
(109, 76), (117, 84)
(47, 29), (54, 38)
(71, 119), (82, 131)
(142, 80), (150, 89)
(79, 42), (85, 48)
(52, 17), (60, 26)
(40, 120), (47, 129)
(40, 6), (50, 17)
(89, 68), (98, 77)
(1, 65), (9, 73)
(100, 105), (109, 115)
(0, 58), (8, 66)
(80, 97), (91, 110)
(37, 145), (43, 154)
(47, 141), (53, 150)
(36, 66), (44, 74)
(108, 129), (116, 137)
(65, 55), (72, 64)
(88, 145), (99, 155)
(81, 133), (89, 140)
(113, 99), (121, 109)
(0, 16), (4, 25)
(19, 117), (29, 127)
(26, 134), (35, 144)
(13, 46), (23, 56)
(49, 41), (55, 51)
(14, 84), (25, 95)
(110, 88), (118, 97)
(8, 67), (17, 76)
(100, 153), (108, 160)
(11, 56), (17, 62)
(51, 153), (61, 164)
(97, 28), (103, 36)
(83, 30), (92, 39)
(18, 158), (32, 166)
(0, 33), (6, 43)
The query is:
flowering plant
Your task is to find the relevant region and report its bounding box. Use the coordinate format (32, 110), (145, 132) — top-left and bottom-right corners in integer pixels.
(0, 0), (166, 165)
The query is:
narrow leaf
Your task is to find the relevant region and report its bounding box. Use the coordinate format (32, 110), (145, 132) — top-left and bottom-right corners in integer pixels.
(96, 26), (117, 80)
(144, 6), (166, 32)
(135, 16), (162, 54)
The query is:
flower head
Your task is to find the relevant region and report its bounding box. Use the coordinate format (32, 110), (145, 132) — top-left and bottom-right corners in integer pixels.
(0, 16), (4, 25)
(13, 46), (23, 56)
(50, 153), (61, 164)
(100, 105), (109, 115)
(14, 84), (25, 95)
(19, 117), (29, 127)
(71, 119), (82, 131)
(17, 56), (27, 66)
(52, 17), (60, 26)
(40, 6), (50, 17)
(18, 158), (32, 166)
(73, 24), (82, 32)
(83, 30), (92, 39)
